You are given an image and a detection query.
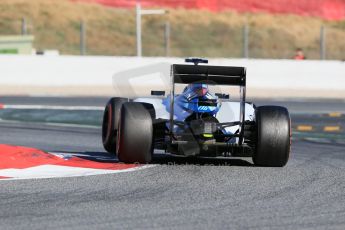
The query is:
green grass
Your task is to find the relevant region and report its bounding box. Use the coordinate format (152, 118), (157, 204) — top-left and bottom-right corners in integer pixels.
(0, 48), (18, 54)
(0, 0), (345, 59)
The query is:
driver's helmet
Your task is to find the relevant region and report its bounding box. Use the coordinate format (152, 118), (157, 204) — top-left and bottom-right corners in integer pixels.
(179, 83), (221, 114)
(183, 83), (209, 98)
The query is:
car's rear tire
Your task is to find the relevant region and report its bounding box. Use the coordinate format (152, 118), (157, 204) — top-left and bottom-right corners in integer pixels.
(117, 102), (154, 163)
(253, 106), (291, 167)
(102, 97), (128, 154)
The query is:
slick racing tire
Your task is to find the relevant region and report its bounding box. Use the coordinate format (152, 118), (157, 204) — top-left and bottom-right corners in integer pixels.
(102, 97), (128, 154)
(253, 106), (291, 167)
(117, 102), (154, 163)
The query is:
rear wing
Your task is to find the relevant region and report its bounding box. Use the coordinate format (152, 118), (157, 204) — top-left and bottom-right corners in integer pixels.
(169, 63), (247, 145)
(172, 64), (246, 86)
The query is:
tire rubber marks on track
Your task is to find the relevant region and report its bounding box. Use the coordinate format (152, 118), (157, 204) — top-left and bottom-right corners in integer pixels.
(0, 144), (150, 180)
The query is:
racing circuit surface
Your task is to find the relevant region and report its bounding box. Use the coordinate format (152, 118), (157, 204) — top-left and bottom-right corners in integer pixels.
(0, 97), (345, 229)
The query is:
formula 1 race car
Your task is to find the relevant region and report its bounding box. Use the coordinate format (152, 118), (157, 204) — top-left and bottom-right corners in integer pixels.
(102, 58), (291, 167)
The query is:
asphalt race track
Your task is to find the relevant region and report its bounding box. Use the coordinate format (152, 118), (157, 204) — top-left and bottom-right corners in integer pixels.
(0, 97), (345, 229)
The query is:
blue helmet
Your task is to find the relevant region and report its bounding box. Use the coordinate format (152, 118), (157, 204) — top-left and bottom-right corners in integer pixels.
(177, 83), (221, 115)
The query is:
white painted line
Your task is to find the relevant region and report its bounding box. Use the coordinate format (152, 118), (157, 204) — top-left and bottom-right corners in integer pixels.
(0, 164), (156, 181)
(0, 119), (100, 129)
(1, 104), (104, 111)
